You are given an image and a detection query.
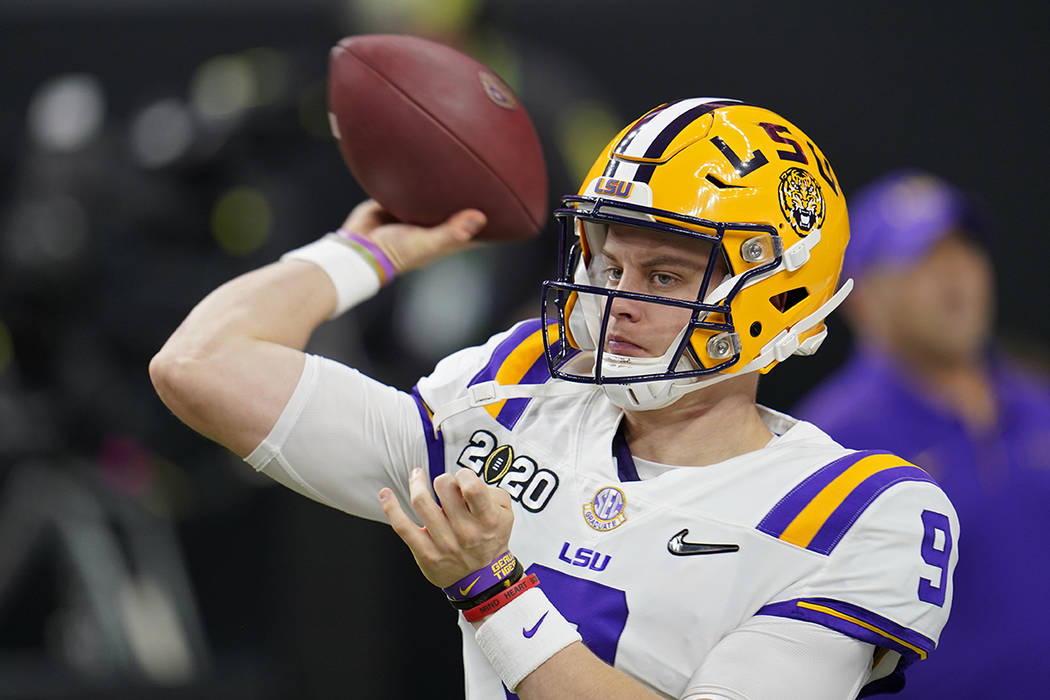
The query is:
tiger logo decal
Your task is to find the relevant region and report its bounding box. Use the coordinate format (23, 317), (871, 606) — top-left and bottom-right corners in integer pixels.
(778, 167), (825, 236)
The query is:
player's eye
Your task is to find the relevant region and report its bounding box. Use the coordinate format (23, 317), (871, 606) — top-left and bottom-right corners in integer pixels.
(605, 267), (623, 285)
(652, 272), (678, 287)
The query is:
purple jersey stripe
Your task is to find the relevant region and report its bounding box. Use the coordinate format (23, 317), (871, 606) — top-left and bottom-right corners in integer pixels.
(468, 319), (544, 388)
(633, 100), (744, 184)
(410, 386), (445, 484)
(495, 353), (548, 429)
(756, 597), (935, 661)
(806, 465), (937, 555)
(757, 450), (890, 538)
(612, 422), (640, 482)
(494, 339), (578, 430)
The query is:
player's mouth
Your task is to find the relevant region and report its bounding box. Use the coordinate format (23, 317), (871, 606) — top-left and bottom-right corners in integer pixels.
(605, 334), (647, 356)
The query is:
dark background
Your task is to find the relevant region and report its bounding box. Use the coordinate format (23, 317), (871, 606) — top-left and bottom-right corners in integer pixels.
(0, 1), (1046, 698)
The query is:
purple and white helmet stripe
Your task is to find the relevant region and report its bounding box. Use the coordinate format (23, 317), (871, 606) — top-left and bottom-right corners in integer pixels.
(603, 98), (742, 183)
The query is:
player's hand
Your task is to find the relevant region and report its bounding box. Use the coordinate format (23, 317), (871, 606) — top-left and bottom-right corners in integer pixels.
(378, 467), (513, 589)
(341, 199), (486, 274)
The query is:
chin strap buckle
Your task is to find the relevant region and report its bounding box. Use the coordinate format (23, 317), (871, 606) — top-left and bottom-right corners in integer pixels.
(467, 381), (499, 406)
(782, 227), (821, 272)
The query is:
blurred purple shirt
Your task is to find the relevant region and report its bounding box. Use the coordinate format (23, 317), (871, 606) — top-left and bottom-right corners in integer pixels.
(795, 347), (1050, 697)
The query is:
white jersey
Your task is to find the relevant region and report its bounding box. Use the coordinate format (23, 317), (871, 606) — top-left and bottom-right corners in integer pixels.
(247, 319), (959, 699)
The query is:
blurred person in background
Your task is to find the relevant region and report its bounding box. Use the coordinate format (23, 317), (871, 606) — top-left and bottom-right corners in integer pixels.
(795, 170), (1050, 697)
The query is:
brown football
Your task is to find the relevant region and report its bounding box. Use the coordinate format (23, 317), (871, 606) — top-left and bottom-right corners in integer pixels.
(327, 34), (548, 241)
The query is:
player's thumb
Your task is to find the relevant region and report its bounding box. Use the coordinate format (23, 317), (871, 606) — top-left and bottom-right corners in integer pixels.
(441, 209), (487, 244)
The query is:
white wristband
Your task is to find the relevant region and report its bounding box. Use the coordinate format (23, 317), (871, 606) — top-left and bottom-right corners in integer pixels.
(280, 235), (381, 318)
(473, 587), (582, 692)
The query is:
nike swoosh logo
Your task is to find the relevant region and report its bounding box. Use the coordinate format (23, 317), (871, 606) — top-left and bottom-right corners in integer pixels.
(522, 611), (549, 638)
(458, 575), (483, 596)
(667, 528), (739, 556)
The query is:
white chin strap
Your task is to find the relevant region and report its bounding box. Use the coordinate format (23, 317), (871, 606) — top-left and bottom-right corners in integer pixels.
(586, 226), (840, 411)
(599, 278), (853, 411)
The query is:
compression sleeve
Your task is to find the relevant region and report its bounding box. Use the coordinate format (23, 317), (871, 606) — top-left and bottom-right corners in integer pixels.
(682, 616), (873, 700)
(244, 354), (428, 522)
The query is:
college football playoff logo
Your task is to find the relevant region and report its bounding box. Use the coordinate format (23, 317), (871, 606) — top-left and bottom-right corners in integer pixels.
(777, 167), (825, 236)
(456, 430), (559, 513)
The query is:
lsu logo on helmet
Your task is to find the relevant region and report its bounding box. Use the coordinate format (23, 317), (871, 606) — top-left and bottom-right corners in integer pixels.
(778, 167), (826, 235)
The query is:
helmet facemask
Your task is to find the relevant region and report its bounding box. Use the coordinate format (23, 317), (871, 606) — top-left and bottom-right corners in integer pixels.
(541, 195), (783, 409)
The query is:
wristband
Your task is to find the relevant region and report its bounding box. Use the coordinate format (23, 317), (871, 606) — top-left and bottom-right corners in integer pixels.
(279, 231), (394, 318)
(451, 559), (525, 610)
(444, 552), (518, 604)
(463, 573), (539, 622)
(474, 586), (582, 691)
(332, 229), (398, 285)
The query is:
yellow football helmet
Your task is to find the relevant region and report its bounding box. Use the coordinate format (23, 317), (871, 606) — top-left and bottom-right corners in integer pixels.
(540, 98), (852, 410)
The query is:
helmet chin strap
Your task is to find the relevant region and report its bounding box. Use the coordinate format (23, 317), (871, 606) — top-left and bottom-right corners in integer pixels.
(599, 278), (853, 411)
(596, 324), (697, 411)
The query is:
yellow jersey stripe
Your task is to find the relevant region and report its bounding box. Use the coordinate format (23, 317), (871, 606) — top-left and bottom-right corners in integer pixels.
(797, 601), (928, 660)
(484, 324), (558, 419)
(779, 453), (916, 548)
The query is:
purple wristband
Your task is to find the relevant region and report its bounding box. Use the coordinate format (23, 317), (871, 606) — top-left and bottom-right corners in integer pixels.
(443, 552), (517, 602)
(334, 229), (398, 285)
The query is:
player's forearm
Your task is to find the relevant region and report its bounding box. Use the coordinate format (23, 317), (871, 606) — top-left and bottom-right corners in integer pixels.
(161, 259), (336, 353)
(515, 642), (664, 700)
(150, 259), (337, 455)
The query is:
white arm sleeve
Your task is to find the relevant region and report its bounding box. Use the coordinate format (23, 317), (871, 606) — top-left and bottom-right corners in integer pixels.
(682, 616), (874, 700)
(244, 354), (428, 522)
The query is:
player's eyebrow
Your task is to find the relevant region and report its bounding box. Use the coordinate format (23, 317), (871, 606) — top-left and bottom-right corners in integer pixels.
(598, 248), (707, 270)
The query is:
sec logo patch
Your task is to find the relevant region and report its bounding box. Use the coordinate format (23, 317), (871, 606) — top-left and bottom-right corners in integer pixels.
(583, 486), (627, 531)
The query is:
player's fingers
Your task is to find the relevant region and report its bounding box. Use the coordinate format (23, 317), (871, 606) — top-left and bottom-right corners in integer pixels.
(440, 208), (487, 243)
(404, 208), (486, 266)
(456, 469), (510, 525)
(433, 472), (473, 530)
(378, 487), (433, 554)
(408, 467), (456, 547)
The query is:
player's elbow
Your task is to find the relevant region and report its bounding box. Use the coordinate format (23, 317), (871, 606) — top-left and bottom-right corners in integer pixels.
(149, 345), (213, 424)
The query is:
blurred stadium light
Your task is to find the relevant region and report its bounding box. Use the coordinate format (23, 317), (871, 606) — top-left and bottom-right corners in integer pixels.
(27, 74), (106, 153)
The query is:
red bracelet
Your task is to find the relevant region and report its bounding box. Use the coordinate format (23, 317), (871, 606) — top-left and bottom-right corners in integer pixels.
(463, 573), (540, 623)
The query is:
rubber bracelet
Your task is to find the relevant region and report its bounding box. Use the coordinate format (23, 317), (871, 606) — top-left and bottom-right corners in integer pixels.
(451, 560), (525, 611)
(463, 573), (540, 622)
(333, 229), (398, 285)
(280, 234), (381, 318)
(444, 552), (518, 603)
(473, 586), (582, 691)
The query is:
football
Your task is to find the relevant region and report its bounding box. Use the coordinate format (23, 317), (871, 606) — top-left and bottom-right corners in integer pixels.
(327, 34), (548, 241)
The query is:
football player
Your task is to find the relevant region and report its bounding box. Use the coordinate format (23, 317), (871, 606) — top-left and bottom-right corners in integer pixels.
(151, 99), (958, 699)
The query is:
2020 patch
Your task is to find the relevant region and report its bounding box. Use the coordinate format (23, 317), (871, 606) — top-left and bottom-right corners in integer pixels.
(457, 429), (559, 513)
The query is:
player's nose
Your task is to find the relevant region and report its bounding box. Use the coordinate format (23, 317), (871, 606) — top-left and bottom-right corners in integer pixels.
(609, 291), (642, 320)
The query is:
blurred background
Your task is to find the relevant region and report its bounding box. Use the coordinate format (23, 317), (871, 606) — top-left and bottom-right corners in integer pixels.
(0, 0), (1046, 698)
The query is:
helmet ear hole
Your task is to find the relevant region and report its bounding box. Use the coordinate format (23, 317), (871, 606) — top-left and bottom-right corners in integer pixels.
(750, 321), (762, 337)
(770, 287), (809, 313)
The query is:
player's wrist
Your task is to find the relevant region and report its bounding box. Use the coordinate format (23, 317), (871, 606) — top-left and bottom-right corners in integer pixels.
(473, 585), (581, 691)
(444, 551), (524, 611)
(461, 571), (537, 622)
(280, 230), (396, 319)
